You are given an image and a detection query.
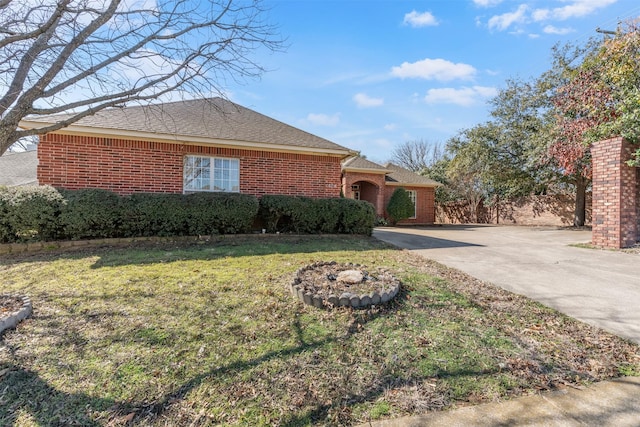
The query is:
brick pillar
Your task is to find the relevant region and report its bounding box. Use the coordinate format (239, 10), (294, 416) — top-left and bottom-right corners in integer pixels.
(591, 137), (638, 248)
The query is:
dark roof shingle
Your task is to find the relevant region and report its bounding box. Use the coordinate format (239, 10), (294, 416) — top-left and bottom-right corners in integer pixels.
(384, 162), (441, 187)
(21, 97), (351, 154)
(342, 156), (389, 172)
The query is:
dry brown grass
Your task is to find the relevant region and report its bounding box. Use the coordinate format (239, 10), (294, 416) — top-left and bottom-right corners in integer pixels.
(1, 235), (638, 426)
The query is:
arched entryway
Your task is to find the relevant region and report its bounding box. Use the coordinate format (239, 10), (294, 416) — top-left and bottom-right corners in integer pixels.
(350, 180), (379, 206)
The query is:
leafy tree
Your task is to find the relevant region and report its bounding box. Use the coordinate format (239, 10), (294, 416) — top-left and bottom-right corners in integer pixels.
(0, 0), (282, 155)
(441, 78), (556, 222)
(543, 39), (604, 226)
(386, 188), (414, 225)
(593, 20), (640, 163)
(544, 21), (640, 225)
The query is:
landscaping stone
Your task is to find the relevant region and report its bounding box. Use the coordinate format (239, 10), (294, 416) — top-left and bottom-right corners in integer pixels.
(0, 294), (32, 334)
(291, 261), (401, 309)
(337, 269), (364, 284)
(350, 295), (360, 308)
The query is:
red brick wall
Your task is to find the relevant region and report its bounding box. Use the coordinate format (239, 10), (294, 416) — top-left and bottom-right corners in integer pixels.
(437, 194), (592, 226)
(342, 172), (386, 216)
(591, 137), (639, 248)
(38, 134), (343, 198)
(383, 186), (436, 225)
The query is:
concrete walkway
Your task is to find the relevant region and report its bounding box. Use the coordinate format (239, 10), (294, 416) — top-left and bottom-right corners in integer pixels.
(365, 225), (640, 427)
(364, 376), (640, 427)
(373, 225), (640, 344)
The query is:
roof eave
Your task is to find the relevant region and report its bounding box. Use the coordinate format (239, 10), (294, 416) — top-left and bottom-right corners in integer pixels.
(342, 167), (391, 174)
(19, 120), (353, 158)
(385, 181), (442, 188)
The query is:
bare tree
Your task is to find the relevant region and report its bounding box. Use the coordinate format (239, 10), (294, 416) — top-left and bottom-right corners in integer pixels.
(390, 139), (442, 173)
(0, 0), (283, 155)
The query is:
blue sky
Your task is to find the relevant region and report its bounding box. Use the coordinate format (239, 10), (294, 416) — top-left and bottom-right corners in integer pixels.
(225, 0), (640, 163)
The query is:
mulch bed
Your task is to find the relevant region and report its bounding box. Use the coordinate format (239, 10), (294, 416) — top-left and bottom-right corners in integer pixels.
(295, 262), (399, 297)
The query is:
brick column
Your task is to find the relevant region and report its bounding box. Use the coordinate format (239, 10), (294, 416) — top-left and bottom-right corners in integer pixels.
(591, 137), (639, 248)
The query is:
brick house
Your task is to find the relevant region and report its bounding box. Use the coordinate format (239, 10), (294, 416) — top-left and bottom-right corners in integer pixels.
(342, 156), (440, 224)
(19, 97), (439, 224)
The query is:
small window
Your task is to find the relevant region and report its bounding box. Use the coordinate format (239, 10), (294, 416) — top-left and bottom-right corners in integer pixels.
(184, 156), (239, 192)
(407, 190), (417, 219)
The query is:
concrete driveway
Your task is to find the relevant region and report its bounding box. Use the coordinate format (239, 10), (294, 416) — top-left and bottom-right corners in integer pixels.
(373, 225), (640, 345)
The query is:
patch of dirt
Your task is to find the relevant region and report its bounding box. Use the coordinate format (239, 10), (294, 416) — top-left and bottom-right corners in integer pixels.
(0, 295), (23, 320)
(295, 262), (399, 297)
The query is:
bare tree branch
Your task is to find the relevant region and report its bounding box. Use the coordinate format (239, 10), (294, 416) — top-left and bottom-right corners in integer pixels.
(0, 0), (284, 155)
(390, 139), (443, 173)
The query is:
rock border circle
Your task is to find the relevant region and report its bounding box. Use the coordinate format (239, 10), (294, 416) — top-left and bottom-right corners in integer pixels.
(290, 262), (401, 309)
(0, 294), (32, 334)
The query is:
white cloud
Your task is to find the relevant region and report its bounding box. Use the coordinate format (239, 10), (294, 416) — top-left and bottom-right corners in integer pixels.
(391, 58), (476, 81)
(424, 86), (497, 106)
(384, 123), (397, 131)
(537, 0), (618, 21)
(532, 8), (550, 22)
(488, 4), (528, 31)
(353, 93), (384, 108)
(473, 0), (504, 6)
(543, 25), (574, 35)
(403, 10), (438, 27)
(306, 113), (340, 127)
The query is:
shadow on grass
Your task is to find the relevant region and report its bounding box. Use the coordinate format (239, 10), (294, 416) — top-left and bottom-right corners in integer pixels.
(127, 301), (398, 423)
(0, 286), (488, 425)
(0, 235), (393, 268)
(0, 366), (124, 426)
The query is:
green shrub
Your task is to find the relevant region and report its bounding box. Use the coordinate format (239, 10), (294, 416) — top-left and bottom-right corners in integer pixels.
(259, 195), (374, 235)
(386, 187), (414, 225)
(0, 186), (12, 242)
(1, 185), (65, 242)
(121, 193), (189, 237)
(185, 192), (258, 235)
(337, 198), (375, 235)
(259, 195), (295, 232)
(315, 198), (342, 233)
(259, 195), (320, 233)
(59, 188), (124, 239)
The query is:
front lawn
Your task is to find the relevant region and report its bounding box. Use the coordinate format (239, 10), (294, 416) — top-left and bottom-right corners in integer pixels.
(1, 235), (638, 426)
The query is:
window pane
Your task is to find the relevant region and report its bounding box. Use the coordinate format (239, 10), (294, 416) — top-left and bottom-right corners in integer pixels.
(407, 190), (417, 218)
(185, 155), (239, 193)
(185, 156), (209, 190)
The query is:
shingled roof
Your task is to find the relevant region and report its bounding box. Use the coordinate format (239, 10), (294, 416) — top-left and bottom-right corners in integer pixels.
(384, 162), (441, 187)
(19, 97), (353, 156)
(342, 157), (441, 187)
(341, 156), (390, 173)
(0, 150), (38, 187)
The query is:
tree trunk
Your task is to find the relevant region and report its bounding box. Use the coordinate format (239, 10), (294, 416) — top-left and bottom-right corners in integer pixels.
(574, 175), (587, 227)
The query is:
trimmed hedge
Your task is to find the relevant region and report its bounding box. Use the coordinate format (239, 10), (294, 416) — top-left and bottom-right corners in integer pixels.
(185, 192), (259, 235)
(0, 185), (65, 242)
(121, 193), (189, 237)
(259, 195), (375, 235)
(59, 188), (124, 239)
(0, 187), (373, 243)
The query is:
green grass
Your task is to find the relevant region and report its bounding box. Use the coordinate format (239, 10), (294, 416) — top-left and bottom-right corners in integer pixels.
(1, 235), (638, 426)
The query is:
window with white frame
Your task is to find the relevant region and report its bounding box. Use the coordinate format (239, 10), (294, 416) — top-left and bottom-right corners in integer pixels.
(183, 156), (240, 192)
(407, 190), (417, 219)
